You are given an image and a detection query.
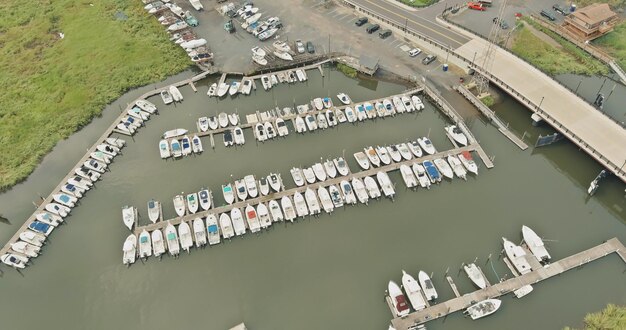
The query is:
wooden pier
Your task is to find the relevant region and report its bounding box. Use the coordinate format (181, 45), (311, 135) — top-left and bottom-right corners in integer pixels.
(0, 70), (211, 263)
(390, 238), (626, 330)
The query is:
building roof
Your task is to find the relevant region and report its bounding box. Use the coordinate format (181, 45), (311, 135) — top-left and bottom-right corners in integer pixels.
(359, 55), (379, 70)
(571, 3), (617, 25)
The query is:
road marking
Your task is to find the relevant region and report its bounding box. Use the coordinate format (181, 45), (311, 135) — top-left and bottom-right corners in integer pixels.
(335, 13), (349, 20)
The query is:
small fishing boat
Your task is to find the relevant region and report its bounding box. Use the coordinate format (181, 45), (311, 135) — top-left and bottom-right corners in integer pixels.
(465, 299), (502, 320)
(2, 253), (27, 269)
(75, 166), (100, 181)
(217, 83), (229, 97)
(62, 183), (83, 198)
(293, 191), (309, 218)
(135, 100), (157, 114)
(514, 284), (534, 298)
(206, 214), (221, 245)
(163, 128), (188, 139)
(228, 113), (239, 126)
(228, 81), (240, 96)
(268, 173), (281, 192)
(411, 95), (425, 110)
(241, 80), (252, 95)
(397, 143), (413, 161)
(122, 234), (137, 265)
(304, 188), (321, 215)
(351, 178), (369, 204)
(207, 83), (217, 97)
(173, 194), (186, 217)
(388, 281), (410, 318)
(324, 159), (337, 178)
(222, 183), (235, 205)
(313, 98), (324, 111)
(268, 200), (284, 222)
(386, 145), (402, 163)
(312, 163), (327, 182)
(68, 176), (92, 190)
(447, 155), (467, 180)
(244, 175), (258, 198)
(377, 171), (395, 198)
(257, 202), (272, 228)
(322, 97), (333, 109)
(295, 69), (307, 81)
(273, 40), (292, 52)
(364, 146), (380, 167)
(464, 263), (487, 289)
(383, 99), (395, 115)
(245, 204), (261, 233)
(295, 116), (307, 133)
(36, 212), (61, 227)
(393, 96), (405, 113)
(344, 107), (357, 123)
(364, 102), (376, 119)
(444, 125), (468, 146)
(402, 96), (415, 112)
(417, 137), (437, 155)
(290, 167), (305, 187)
(328, 185), (344, 208)
(261, 75), (272, 90)
(418, 270), (438, 301)
(159, 140), (171, 159)
(230, 208), (246, 236)
(303, 167), (316, 184)
(147, 199), (160, 223)
(335, 108), (347, 123)
(305, 114), (318, 131)
(167, 21), (188, 32)
(160, 89), (174, 104)
(220, 213), (235, 239)
(317, 186), (334, 214)
(97, 143), (119, 156)
(169, 85), (183, 102)
(19, 230), (45, 247)
(317, 113), (328, 129)
(459, 151), (478, 175)
(375, 102), (386, 117)
(334, 157), (350, 176)
(412, 163), (431, 189)
(235, 179), (248, 201)
(433, 158), (454, 179)
(191, 135), (203, 153)
(89, 151), (110, 164)
(271, 74), (279, 85)
(522, 225), (551, 262)
(116, 121), (135, 135)
(252, 54), (267, 66)
(180, 135), (192, 156)
(423, 160), (441, 183)
(170, 139), (182, 158)
(281, 196), (297, 222)
(198, 189), (211, 211)
(138, 230), (152, 259)
(53, 193), (77, 208)
(255, 123), (267, 142)
(363, 176), (381, 199)
(165, 222), (180, 256)
(408, 141), (423, 158)
(121, 206), (135, 230)
(84, 159), (106, 173)
(151, 229), (166, 257)
(325, 109), (337, 127)
(264, 121), (276, 139)
(178, 221), (193, 253)
(258, 176), (270, 196)
(29, 220), (53, 236)
(274, 50), (293, 61)
(337, 93), (351, 105)
(233, 127), (245, 145)
(400, 165), (418, 188)
(374, 147), (390, 164)
(287, 70), (297, 83)
(402, 271), (427, 311)
(340, 180), (357, 205)
(276, 118), (289, 137)
(218, 112), (229, 128)
(355, 104), (367, 121)
(224, 129), (234, 147)
(354, 151), (370, 170)
(503, 237), (532, 274)
(11, 241), (40, 258)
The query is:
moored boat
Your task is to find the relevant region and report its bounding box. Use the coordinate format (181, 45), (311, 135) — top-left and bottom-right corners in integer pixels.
(173, 194), (186, 217)
(268, 200), (284, 222)
(388, 280), (410, 318)
(231, 208), (246, 236)
(328, 184), (344, 208)
(459, 151), (478, 175)
(400, 164), (418, 188)
(317, 186), (334, 214)
(165, 222), (180, 256)
(245, 204), (261, 233)
(340, 180), (357, 205)
(178, 221), (193, 253)
(122, 234), (137, 265)
(293, 191), (309, 218)
(418, 270), (438, 301)
(522, 225), (551, 262)
(363, 176), (381, 199)
(222, 183), (235, 205)
(122, 206), (136, 230)
(402, 270), (427, 311)
(447, 155), (467, 180)
(151, 229), (166, 257)
(353, 152), (370, 170)
(412, 163), (431, 189)
(257, 202), (273, 228)
(465, 299), (502, 320)
(464, 263), (487, 289)
(304, 188), (321, 215)
(351, 177), (369, 204)
(138, 230), (152, 259)
(334, 157), (350, 176)
(444, 125), (468, 146)
(20, 230), (45, 247)
(417, 137), (437, 155)
(503, 237), (532, 275)
(206, 214), (221, 245)
(159, 140), (171, 159)
(220, 213), (235, 239)
(376, 171), (395, 198)
(147, 199), (160, 223)
(433, 158), (454, 179)
(337, 93), (351, 105)
(281, 196), (297, 222)
(324, 159), (337, 178)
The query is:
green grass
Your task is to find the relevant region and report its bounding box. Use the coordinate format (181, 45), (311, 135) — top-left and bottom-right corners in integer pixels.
(595, 22), (626, 69)
(0, 0), (191, 190)
(396, 0), (436, 8)
(336, 63), (358, 78)
(511, 25), (608, 76)
(480, 95), (495, 107)
(564, 304), (626, 330)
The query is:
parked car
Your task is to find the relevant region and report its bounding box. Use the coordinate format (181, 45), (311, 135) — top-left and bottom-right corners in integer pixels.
(355, 17), (368, 26)
(422, 54), (437, 65)
(540, 9), (556, 21)
(492, 17), (509, 29)
(295, 40), (305, 54)
(552, 4), (568, 15)
(408, 48), (422, 57)
(468, 2), (485, 11)
(306, 41), (315, 53)
(366, 23), (380, 34)
(379, 29), (392, 39)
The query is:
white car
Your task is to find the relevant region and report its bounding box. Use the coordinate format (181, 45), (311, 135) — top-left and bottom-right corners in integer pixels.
(295, 40), (305, 54)
(408, 48), (422, 57)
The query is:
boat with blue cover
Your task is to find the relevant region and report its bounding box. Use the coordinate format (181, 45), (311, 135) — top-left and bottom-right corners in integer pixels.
(423, 160), (441, 183)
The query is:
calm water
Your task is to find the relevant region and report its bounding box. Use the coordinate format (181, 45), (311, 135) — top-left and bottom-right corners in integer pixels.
(0, 67), (624, 330)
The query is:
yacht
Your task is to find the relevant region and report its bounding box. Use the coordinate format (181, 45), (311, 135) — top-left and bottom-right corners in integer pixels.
(444, 125), (468, 146)
(388, 281), (410, 318)
(401, 271), (427, 311)
(522, 225), (551, 262)
(503, 237), (532, 275)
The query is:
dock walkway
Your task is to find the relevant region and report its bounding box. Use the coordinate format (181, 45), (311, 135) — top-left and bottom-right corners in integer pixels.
(391, 238), (626, 330)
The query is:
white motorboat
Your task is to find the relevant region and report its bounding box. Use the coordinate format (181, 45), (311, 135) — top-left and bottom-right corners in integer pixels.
(335, 108), (347, 123)
(313, 98), (324, 111)
(383, 99), (395, 116)
(375, 102), (386, 117)
(19, 230), (45, 247)
(423, 160), (441, 184)
(228, 81), (240, 96)
(217, 83), (229, 97)
(375, 146), (392, 165)
(116, 122), (135, 135)
(393, 96), (405, 113)
(198, 117), (209, 132)
(257, 202), (272, 228)
(147, 199), (160, 223)
(165, 222), (180, 256)
(397, 143), (413, 161)
(138, 229), (152, 259)
(244, 175), (258, 198)
(312, 163), (327, 182)
(411, 95), (425, 110)
(464, 263), (488, 289)
(364, 102), (376, 119)
(151, 229), (166, 257)
(325, 109), (337, 127)
(218, 112), (229, 128)
(433, 158), (454, 179)
(228, 113), (239, 126)
(128, 107), (150, 121)
(305, 114), (318, 131)
(388, 281), (410, 318)
(274, 50), (293, 61)
(84, 159), (106, 173)
(261, 75), (272, 90)
(353, 151), (370, 170)
(363, 176), (381, 199)
(514, 284), (534, 298)
(290, 167), (305, 187)
(233, 127), (245, 145)
(97, 143), (119, 156)
(402, 270), (427, 311)
(281, 196), (297, 222)
(264, 121), (276, 139)
(36, 212), (61, 227)
(340, 180), (357, 205)
(418, 270), (438, 301)
(2, 253), (28, 269)
(220, 213), (235, 239)
(402, 95), (415, 112)
(62, 183), (83, 198)
(273, 40), (292, 52)
(293, 192), (309, 218)
(206, 214), (221, 245)
(230, 208), (246, 236)
(252, 54), (267, 66)
(191, 134), (203, 153)
(68, 176), (92, 190)
(400, 165), (418, 188)
(465, 299), (502, 320)
(503, 237), (532, 275)
(417, 137), (437, 155)
(244, 204), (261, 233)
(459, 151), (478, 175)
(122, 234), (137, 265)
(258, 176), (270, 196)
(180, 135), (192, 156)
(328, 184), (344, 208)
(173, 194), (186, 217)
(295, 116), (307, 133)
(170, 139), (182, 158)
(337, 93), (351, 105)
(447, 155), (467, 180)
(258, 27), (278, 41)
(90, 150), (111, 163)
(317, 113), (328, 130)
(235, 179), (248, 201)
(223, 129), (234, 147)
(386, 145), (402, 163)
(322, 97), (333, 109)
(11, 241), (40, 258)
(198, 189), (211, 211)
(522, 225), (551, 262)
(207, 83), (217, 97)
(444, 125), (468, 146)
(377, 171), (395, 198)
(75, 166), (100, 181)
(271, 74), (279, 85)
(334, 157), (350, 176)
(304, 188), (321, 215)
(28, 220), (53, 236)
(53, 193), (76, 208)
(355, 104), (367, 121)
(163, 128), (188, 139)
(222, 183), (235, 205)
(295, 69), (307, 82)
(344, 107), (357, 123)
(160, 89), (173, 104)
(268, 173), (282, 192)
(241, 79), (253, 95)
(122, 206), (135, 230)
(186, 192), (199, 214)
(408, 141), (423, 158)
(178, 221), (193, 253)
(276, 118), (289, 136)
(323, 159), (337, 178)
(351, 178), (369, 205)
(364, 147), (380, 167)
(169, 85), (183, 102)
(303, 167), (316, 184)
(159, 139), (171, 159)
(412, 163), (431, 189)
(255, 123), (267, 142)
(317, 186), (334, 214)
(268, 200), (284, 222)
(135, 99), (157, 114)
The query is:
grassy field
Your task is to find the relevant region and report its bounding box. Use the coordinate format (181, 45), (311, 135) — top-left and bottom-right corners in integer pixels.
(564, 304), (626, 330)
(0, 0), (191, 191)
(336, 63), (358, 78)
(595, 22), (626, 69)
(510, 25), (608, 76)
(396, 0), (436, 8)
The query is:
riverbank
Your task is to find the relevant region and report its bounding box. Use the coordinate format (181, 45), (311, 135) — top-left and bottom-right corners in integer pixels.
(565, 304), (626, 330)
(0, 0), (191, 191)
(595, 22), (626, 69)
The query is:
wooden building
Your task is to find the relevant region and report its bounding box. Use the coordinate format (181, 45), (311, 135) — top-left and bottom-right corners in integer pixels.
(562, 3), (619, 41)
